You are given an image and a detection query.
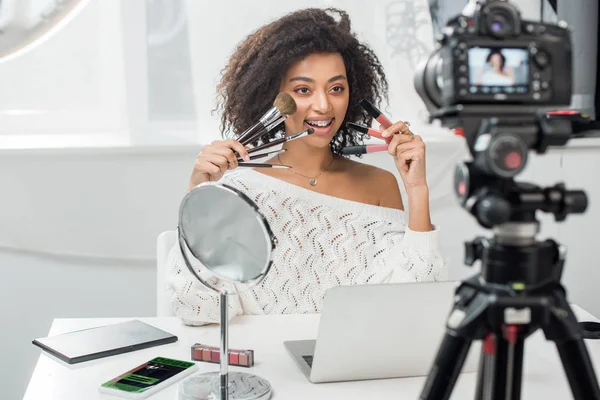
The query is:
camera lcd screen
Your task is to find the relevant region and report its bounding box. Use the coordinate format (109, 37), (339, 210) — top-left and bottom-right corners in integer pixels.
(468, 47), (529, 95)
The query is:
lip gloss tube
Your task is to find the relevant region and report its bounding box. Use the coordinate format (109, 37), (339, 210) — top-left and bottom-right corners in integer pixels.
(346, 122), (387, 141)
(341, 144), (389, 155)
(191, 343), (254, 368)
(360, 99), (393, 129)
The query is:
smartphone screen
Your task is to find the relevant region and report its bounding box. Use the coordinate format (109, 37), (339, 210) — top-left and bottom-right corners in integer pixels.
(101, 357), (195, 394)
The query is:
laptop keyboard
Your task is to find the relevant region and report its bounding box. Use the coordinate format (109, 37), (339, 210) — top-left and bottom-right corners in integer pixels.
(302, 355), (314, 368)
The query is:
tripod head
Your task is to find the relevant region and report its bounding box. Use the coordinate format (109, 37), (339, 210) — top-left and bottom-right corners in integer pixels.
(453, 112), (588, 231)
(451, 111), (589, 286)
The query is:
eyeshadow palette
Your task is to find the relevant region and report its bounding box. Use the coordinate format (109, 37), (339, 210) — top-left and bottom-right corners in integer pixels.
(191, 343), (254, 368)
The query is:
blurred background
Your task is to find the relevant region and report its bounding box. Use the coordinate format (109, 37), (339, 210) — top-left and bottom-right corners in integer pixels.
(1, 1), (599, 399)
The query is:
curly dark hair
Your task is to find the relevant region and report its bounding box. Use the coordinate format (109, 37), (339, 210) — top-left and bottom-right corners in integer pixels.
(214, 7), (389, 155)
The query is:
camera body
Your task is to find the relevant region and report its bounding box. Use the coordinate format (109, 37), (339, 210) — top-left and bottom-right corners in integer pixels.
(442, 23), (572, 106)
(414, 0), (586, 229)
(416, 0), (573, 112)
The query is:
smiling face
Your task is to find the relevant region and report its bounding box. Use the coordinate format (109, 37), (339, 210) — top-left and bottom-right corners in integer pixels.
(279, 53), (350, 148)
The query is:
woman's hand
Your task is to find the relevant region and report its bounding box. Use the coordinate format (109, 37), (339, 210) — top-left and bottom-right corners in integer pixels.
(381, 121), (428, 191)
(188, 139), (250, 191)
(382, 122), (432, 231)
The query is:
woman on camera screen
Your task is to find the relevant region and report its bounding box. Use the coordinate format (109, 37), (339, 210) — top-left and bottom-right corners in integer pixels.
(476, 48), (516, 86)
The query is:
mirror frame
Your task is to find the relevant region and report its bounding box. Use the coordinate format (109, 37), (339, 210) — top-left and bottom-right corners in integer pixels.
(177, 182), (276, 294)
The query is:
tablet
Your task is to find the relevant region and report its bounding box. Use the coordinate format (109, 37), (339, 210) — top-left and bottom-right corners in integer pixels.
(33, 319), (178, 364)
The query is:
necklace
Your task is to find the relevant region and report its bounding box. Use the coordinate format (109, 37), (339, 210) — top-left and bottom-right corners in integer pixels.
(278, 153), (335, 186)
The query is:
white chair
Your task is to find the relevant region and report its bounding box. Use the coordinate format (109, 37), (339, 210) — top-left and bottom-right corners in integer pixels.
(156, 230), (177, 317)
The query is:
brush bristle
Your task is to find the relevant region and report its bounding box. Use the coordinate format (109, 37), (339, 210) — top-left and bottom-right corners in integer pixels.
(273, 92), (297, 115)
(306, 128), (314, 135)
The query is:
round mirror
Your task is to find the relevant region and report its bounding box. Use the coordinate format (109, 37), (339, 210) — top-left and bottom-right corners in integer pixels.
(177, 182), (275, 400)
(178, 182), (275, 293)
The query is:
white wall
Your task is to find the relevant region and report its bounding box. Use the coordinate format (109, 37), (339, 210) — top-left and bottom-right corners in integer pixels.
(0, 147), (195, 399)
(1, 1), (599, 399)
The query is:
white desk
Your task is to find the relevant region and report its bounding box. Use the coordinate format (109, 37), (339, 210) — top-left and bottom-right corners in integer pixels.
(25, 306), (600, 399)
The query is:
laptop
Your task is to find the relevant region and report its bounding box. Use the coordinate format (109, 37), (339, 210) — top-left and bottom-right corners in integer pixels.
(284, 281), (480, 383)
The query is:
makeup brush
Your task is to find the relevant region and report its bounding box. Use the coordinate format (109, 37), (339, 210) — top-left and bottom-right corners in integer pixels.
(238, 148), (286, 162)
(239, 94), (296, 145)
(237, 93), (297, 145)
(246, 128), (314, 155)
(264, 115), (286, 133)
(237, 162), (290, 169)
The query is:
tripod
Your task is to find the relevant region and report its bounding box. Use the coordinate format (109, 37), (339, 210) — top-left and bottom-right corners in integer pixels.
(418, 124), (600, 399)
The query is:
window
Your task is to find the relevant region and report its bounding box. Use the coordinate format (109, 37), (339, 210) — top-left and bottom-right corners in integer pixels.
(0, 0), (199, 148)
(4, 0), (493, 149)
(0, 0), (128, 145)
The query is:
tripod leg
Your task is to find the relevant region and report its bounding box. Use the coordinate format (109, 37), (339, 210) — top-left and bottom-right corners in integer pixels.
(474, 327), (525, 400)
(555, 339), (600, 400)
(475, 334), (500, 400)
(420, 333), (473, 400)
(504, 330), (525, 400)
(420, 279), (489, 400)
(544, 289), (600, 399)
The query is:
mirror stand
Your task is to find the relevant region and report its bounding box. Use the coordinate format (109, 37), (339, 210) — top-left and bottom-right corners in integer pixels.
(177, 246), (272, 400)
(176, 183), (275, 400)
(179, 292), (273, 400)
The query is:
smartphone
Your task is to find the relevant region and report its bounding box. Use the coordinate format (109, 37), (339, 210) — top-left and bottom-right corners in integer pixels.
(99, 357), (197, 399)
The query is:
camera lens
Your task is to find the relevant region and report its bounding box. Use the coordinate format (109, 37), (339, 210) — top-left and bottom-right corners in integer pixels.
(414, 49), (445, 109)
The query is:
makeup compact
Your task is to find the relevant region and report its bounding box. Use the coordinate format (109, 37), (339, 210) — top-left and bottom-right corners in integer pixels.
(191, 343), (255, 368)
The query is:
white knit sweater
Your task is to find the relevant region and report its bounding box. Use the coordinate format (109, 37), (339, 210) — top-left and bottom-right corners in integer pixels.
(166, 168), (447, 325)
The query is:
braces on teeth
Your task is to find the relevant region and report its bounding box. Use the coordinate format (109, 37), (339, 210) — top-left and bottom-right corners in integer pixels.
(306, 120), (332, 127)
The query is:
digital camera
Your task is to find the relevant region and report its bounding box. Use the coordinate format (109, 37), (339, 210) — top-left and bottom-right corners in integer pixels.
(415, 0), (573, 112)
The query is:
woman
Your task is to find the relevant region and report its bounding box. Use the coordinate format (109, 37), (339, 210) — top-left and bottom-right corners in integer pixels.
(166, 8), (447, 325)
(477, 49), (515, 86)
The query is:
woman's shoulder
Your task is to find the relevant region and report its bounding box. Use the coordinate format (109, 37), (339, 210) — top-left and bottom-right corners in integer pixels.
(333, 157), (404, 211)
(343, 158), (398, 183)
(339, 157), (401, 193)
